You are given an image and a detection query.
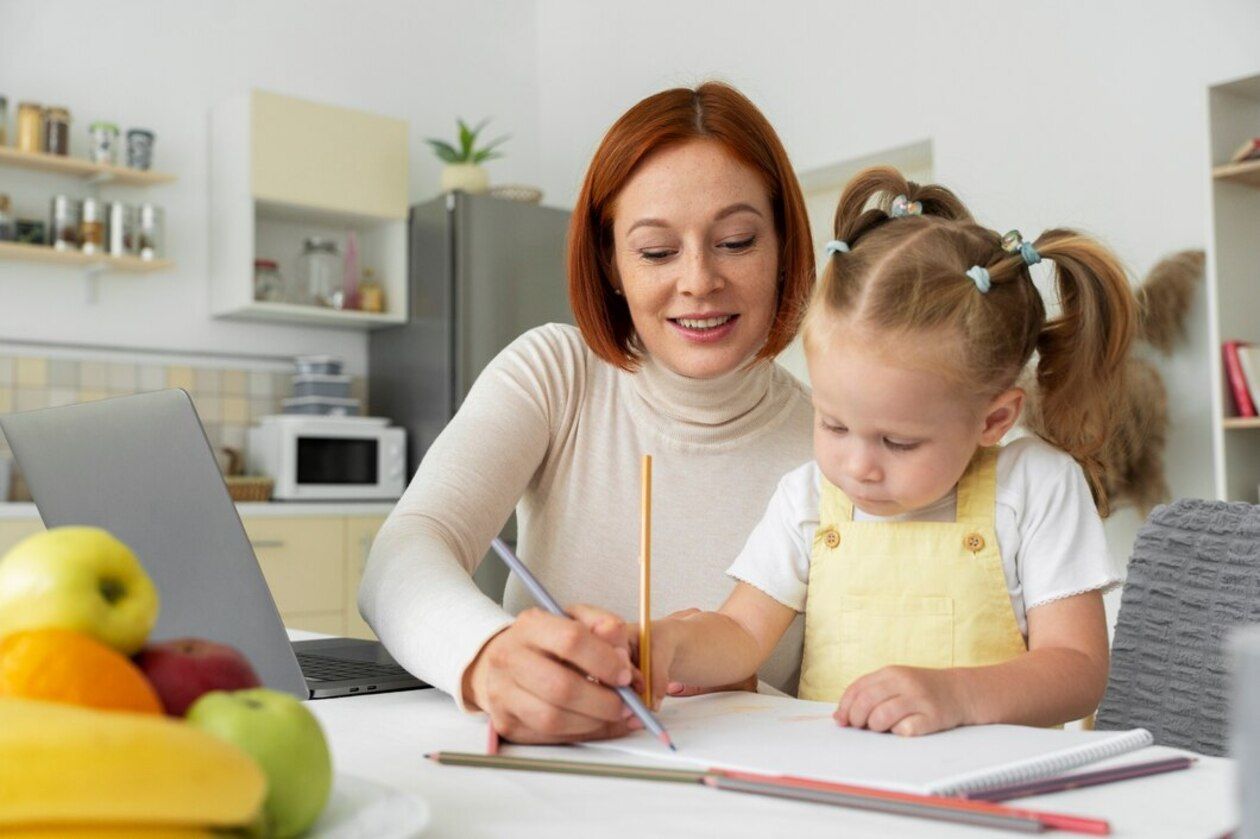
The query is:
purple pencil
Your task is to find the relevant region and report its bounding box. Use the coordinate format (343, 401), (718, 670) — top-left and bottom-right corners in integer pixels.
(965, 755), (1195, 803)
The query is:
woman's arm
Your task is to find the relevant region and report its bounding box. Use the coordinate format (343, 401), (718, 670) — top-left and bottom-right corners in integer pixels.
(836, 590), (1109, 735)
(358, 327), (634, 742)
(644, 582), (798, 705)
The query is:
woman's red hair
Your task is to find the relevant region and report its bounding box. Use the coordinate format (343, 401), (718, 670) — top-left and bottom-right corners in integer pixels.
(567, 82), (814, 370)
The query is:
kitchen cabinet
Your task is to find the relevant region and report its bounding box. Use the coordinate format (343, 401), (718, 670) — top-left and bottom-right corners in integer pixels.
(209, 89), (409, 329)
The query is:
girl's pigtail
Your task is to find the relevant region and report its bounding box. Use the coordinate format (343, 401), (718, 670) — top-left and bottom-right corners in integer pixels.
(1026, 230), (1137, 515)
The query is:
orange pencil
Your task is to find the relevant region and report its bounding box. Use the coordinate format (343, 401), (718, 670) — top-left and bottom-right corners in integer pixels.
(639, 454), (652, 706)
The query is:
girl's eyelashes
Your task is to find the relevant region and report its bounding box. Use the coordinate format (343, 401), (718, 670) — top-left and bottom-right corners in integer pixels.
(883, 439), (921, 452)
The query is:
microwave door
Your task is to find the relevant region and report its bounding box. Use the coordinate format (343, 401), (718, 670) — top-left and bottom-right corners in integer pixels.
(294, 435), (379, 493)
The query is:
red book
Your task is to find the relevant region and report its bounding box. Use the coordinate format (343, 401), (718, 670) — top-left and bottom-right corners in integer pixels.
(1223, 340), (1257, 417)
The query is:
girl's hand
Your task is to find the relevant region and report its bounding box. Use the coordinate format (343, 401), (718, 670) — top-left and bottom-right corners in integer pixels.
(463, 604), (639, 744)
(834, 666), (970, 736)
(656, 608), (759, 699)
(626, 618), (681, 710)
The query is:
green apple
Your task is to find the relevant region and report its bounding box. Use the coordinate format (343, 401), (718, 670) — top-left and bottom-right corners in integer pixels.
(0, 526), (159, 655)
(187, 688), (333, 838)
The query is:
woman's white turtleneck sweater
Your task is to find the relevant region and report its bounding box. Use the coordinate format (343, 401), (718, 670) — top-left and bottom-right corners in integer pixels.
(359, 323), (815, 706)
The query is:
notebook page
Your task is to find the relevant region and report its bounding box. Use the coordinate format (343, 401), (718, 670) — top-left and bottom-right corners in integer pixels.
(580, 692), (1152, 795)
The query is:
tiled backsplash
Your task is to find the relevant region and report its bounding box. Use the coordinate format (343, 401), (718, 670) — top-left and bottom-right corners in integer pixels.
(0, 353), (366, 501)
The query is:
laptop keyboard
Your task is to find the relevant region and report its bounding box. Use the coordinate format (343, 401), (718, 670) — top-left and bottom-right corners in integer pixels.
(296, 652), (411, 683)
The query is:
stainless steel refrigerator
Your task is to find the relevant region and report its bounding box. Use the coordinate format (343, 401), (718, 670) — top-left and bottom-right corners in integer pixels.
(368, 192), (573, 598)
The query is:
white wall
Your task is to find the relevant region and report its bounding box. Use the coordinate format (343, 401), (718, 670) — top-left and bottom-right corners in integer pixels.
(0, 0), (543, 373)
(531, 0), (1260, 569)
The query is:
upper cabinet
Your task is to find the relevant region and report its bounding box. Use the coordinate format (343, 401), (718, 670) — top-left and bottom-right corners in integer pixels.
(210, 90), (410, 329)
(249, 90), (408, 220)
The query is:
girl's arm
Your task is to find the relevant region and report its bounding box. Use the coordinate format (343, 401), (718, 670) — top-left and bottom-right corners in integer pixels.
(837, 590), (1109, 735)
(643, 582), (798, 706)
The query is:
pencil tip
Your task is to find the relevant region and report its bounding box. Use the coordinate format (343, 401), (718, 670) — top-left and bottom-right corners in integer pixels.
(658, 732), (676, 751)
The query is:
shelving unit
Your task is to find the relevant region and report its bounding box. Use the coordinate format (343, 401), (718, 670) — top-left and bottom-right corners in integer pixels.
(1206, 72), (1260, 502)
(0, 142), (176, 282)
(0, 146), (175, 186)
(209, 89), (409, 330)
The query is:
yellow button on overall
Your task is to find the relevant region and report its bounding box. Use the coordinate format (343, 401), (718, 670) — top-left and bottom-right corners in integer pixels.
(963, 532), (985, 552)
(823, 529), (841, 549)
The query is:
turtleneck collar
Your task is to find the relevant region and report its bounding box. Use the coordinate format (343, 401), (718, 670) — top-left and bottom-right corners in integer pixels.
(619, 349), (800, 448)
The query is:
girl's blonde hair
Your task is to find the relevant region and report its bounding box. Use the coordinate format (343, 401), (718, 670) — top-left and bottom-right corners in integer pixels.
(803, 166), (1136, 516)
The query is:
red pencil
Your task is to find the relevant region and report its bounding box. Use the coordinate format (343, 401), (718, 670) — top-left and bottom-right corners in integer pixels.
(486, 721), (500, 755)
(714, 769), (1111, 836)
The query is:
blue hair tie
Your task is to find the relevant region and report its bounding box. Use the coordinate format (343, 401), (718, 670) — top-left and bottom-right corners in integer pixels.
(1019, 240), (1041, 266)
(824, 239), (850, 256)
(966, 265), (992, 294)
(890, 194), (922, 217)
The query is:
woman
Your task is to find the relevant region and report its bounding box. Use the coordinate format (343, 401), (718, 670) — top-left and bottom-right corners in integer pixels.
(360, 82), (815, 744)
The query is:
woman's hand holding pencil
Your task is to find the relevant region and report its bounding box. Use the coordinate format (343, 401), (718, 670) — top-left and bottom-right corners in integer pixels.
(464, 603), (644, 744)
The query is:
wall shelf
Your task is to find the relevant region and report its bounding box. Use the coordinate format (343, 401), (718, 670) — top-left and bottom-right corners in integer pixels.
(1213, 158), (1260, 189)
(1223, 417), (1260, 430)
(221, 300), (404, 329)
(0, 241), (173, 274)
(0, 146), (175, 187)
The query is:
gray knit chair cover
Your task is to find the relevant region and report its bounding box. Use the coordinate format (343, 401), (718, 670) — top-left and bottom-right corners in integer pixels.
(1095, 499), (1260, 756)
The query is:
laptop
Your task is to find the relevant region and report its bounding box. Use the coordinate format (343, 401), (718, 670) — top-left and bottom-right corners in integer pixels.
(0, 388), (427, 699)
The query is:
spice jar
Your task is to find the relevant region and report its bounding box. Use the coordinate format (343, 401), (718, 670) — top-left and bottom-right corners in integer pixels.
(43, 107), (70, 156)
(137, 203), (164, 260)
(105, 202), (137, 255)
(49, 195), (80, 251)
(253, 259), (286, 302)
(80, 198), (105, 254)
(0, 195), (15, 242)
(126, 128), (155, 170)
(358, 268), (385, 313)
(89, 122), (120, 165)
(16, 102), (42, 153)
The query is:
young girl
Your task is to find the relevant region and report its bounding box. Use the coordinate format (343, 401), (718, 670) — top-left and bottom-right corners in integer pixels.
(641, 166), (1135, 736)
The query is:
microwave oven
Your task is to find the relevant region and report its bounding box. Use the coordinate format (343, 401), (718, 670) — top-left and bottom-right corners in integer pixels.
(247, 416), (406, 501)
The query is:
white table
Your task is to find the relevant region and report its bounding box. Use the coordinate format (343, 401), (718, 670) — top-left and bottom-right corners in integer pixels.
(301, 677), (1237, 838)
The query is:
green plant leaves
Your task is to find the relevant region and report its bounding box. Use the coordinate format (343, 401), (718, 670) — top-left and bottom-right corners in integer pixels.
(428, 118), (508, 164)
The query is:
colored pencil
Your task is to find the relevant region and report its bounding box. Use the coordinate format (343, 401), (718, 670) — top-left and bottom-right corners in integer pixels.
(705, 775), (1046, 833)
(639, 453), (652, 707)
(428, 751), (1110, 835)
(714, 769), (1110, 835)
(488, 537), (676, 750)
(427, 751), (707, 784)
(964, 755), (1196, 802)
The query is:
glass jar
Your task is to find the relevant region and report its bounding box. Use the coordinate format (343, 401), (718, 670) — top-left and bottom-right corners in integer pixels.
(16, 102), (42, 153)
(105, 202), (137, 255)
(89, 122), (120, 165)
(358, 268), (385, 313)
(253, 259), (286, 302)
(43, 106), (70, 156)
(126, 128), (155, 170)
(49, 195), (80, 251)
(0, 194), (15, 242)
(137, 203), (164, 260)
(298, 238), (341, 307)
(80, 198), (105, 254)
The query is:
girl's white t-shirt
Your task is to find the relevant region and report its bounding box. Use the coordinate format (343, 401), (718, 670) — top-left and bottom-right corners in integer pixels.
(726, 436), (1120, 636)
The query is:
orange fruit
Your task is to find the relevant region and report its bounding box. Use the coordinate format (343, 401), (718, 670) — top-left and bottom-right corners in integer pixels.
(0, 628), (162, 715)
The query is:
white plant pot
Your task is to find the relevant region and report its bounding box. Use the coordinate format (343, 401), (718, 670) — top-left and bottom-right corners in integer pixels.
(441, 163), (489, 194)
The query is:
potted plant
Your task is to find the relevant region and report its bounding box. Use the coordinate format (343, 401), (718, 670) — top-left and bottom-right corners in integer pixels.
(426, 118), (509, 194)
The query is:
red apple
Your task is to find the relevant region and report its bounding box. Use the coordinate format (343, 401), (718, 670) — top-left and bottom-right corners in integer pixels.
(135, 638), (261, 716)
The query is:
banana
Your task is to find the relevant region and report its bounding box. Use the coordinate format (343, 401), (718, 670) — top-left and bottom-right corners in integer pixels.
(0, 697), (266, 832)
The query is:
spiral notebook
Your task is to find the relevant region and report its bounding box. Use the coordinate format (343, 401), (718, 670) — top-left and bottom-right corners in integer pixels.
(580, 692), (1153, 797)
